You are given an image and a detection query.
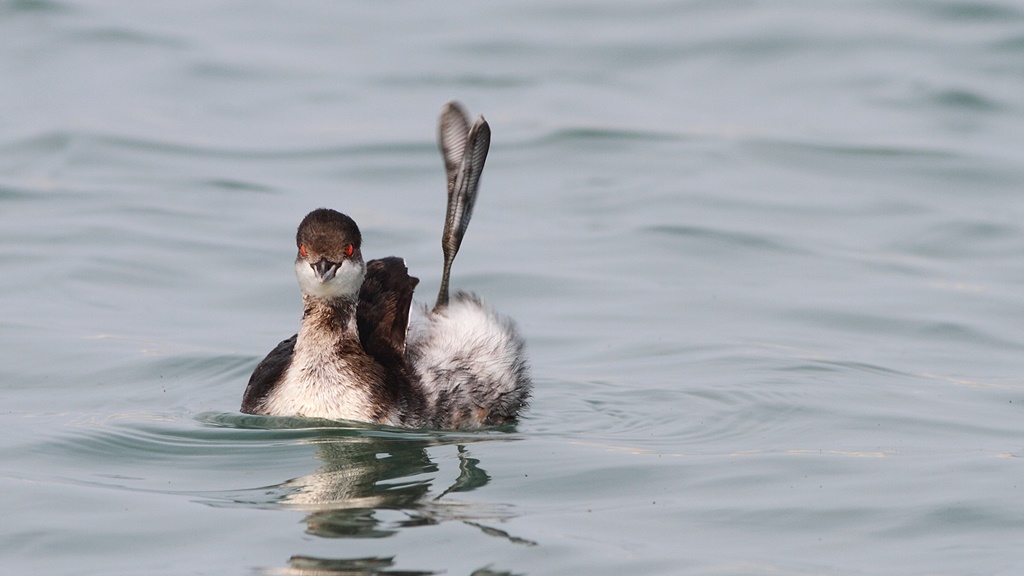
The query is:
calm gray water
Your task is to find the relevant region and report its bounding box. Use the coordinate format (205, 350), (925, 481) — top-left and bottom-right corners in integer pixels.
(3, 1), (1024, 574)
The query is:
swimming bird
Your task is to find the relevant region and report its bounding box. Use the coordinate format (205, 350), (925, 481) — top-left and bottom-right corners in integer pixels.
(241, 101), (531, 429)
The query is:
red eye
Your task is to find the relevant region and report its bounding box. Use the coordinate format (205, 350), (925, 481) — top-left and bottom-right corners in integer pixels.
(299, 245), (307, 257)
(344, 244), (354, 257)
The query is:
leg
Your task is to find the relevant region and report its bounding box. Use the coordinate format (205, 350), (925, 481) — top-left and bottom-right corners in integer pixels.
(435, 102), (491, 312)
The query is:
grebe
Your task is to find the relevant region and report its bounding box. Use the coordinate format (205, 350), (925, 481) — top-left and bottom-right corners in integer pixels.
(241, 101), (531, 429)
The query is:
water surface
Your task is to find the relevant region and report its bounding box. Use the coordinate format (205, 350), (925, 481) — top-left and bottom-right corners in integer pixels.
(3, 1), (1024, 574)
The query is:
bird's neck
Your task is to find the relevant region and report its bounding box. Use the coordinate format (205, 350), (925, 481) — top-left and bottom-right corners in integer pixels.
(299, 295), (359, 341)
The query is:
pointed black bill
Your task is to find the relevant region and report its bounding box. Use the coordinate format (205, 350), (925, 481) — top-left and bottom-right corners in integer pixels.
(312, 258), (340, 283)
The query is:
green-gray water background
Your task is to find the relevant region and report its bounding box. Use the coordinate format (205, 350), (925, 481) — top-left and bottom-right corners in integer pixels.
(3, 1), (1024, 574)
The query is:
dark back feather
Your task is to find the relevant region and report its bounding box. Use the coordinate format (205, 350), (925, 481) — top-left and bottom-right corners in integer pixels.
(240, 334), (297, 414)
(358, 257), (419, 366)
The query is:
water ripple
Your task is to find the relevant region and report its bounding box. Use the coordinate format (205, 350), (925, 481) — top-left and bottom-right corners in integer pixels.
(0, 0), (70, 15)
(643, 223), (810, 257)
(0, 129), (435, 161)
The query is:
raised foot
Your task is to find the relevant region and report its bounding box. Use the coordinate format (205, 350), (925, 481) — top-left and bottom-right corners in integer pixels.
(435, 101), (491, 312)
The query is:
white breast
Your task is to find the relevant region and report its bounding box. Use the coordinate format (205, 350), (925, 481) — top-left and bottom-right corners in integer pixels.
(259, 344), (387, 423)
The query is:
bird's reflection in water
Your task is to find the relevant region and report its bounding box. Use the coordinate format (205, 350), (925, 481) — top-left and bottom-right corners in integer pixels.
(283, 437), (511, 538)
(235, 425), (533, 576)
(267, 554), (520, 576)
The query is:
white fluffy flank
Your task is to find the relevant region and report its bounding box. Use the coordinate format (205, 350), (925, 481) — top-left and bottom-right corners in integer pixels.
(406, 292), (531, 428)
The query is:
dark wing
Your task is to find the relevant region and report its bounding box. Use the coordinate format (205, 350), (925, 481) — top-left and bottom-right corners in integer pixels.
(358, 257), (419, 366)
(241, 334), (296, 414)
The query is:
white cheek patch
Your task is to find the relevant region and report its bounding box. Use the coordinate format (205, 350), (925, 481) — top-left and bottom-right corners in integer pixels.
(295, 259), (365, 299)
(333, 259), (366, 296)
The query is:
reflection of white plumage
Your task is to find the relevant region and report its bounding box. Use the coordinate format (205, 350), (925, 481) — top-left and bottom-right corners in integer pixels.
(241, 102), (531, 429)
